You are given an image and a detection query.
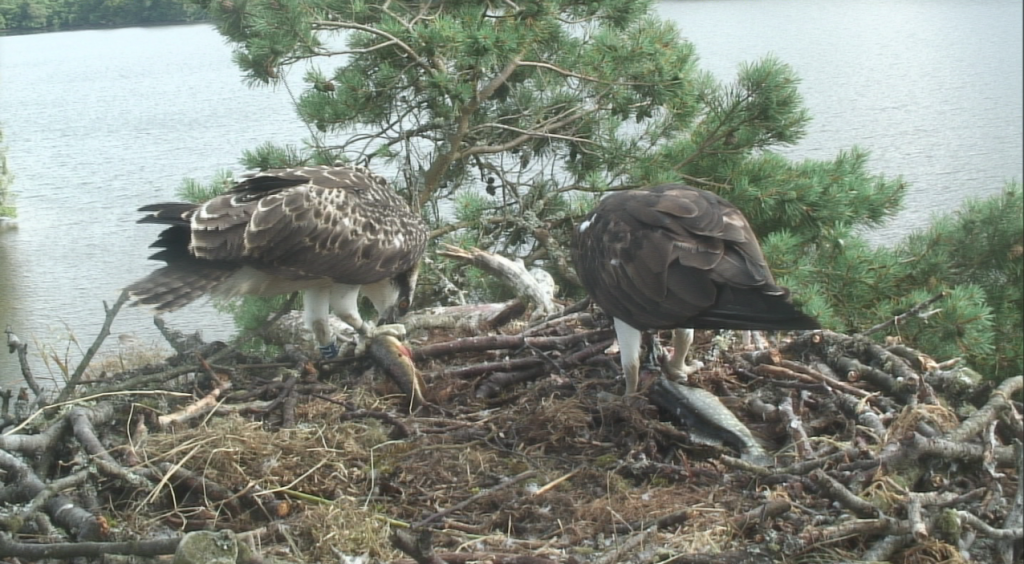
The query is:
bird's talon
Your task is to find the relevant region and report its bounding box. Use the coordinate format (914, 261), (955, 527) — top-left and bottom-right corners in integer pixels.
(368, 323), (407, 340)
(665, 360), (703, 383)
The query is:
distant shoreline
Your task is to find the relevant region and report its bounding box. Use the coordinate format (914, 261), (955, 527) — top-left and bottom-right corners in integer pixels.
(0, 19), (207, 37)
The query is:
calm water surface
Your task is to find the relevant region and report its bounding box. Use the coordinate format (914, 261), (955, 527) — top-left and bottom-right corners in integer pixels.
(0, 25), (309, 386)
(1, 0), (1022, 387)
(659, 0), (1023, 240)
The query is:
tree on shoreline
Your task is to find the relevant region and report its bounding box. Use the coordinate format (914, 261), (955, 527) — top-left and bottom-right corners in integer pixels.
(0, 0), (197, 32)
(184, 0), (1018, 379)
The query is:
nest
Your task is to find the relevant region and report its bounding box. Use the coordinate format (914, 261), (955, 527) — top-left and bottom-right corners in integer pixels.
(0, 304), (1021, 564)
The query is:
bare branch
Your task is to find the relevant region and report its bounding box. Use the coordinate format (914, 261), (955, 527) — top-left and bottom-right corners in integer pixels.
(311, 20), (434, 74)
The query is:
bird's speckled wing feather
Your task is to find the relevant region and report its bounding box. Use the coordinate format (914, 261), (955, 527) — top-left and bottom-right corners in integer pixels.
(189, 165), (427, 284)
(572, 184), (817, 331)
(127, 165), (428, 311)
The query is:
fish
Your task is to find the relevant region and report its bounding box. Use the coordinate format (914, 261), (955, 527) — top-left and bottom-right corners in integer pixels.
(650, 377), (772, 466)
(367, 334), (425, 413)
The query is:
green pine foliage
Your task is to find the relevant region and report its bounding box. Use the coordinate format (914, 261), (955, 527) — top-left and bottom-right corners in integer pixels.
(770, 183), (1023, 379)
(895, 184), (1022, 379)
(186, 0), (1019, 379)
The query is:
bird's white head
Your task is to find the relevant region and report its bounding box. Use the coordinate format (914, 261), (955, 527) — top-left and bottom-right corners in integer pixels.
(363, 263), (420, 324)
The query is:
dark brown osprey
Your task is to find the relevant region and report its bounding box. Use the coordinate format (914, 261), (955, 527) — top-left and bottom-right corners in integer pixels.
(127, 165), (428, 358)
(571, 184), (819, 395)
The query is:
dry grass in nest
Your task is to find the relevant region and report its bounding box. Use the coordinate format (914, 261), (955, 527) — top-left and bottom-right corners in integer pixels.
(137, 397), (389, 501)
(887, 403), (961, 441)
(897, 539), (967, 564)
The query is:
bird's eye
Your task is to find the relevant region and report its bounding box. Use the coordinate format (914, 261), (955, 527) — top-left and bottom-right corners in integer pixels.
(399, 299), (410, 310)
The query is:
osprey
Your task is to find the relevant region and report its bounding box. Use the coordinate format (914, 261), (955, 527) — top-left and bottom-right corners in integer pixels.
(127, 165), (428, 358)
(571, 184), (819, 395)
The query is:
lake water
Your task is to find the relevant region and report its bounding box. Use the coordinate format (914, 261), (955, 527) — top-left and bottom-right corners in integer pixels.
(1, 0), (1021, 387)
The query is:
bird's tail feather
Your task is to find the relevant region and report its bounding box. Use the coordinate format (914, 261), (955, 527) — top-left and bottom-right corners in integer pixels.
(126, 264), (235, 312)
(137, 203), (196, 225)
(687, 287), (819, 330)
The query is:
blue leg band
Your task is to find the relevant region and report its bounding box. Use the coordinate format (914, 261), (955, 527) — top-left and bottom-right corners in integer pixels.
(319, 342), (339, 359)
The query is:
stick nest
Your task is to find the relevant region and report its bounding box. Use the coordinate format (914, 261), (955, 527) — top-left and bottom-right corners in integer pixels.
(0, 306), (1021, 564)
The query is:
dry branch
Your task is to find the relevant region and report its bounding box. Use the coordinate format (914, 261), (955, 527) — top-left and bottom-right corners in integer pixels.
(0, 449), (107, 541)
(56, 289), (130, 403)
(438, 244), (562, 318)
(4, 326), (45, 408)
(412, 329), (614, 361)
(4, 293), (1021, 564)
(0, 533), (180, 559)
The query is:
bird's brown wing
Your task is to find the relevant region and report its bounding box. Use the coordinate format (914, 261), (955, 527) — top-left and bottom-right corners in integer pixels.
(190, 166), (428, 284)
(573, 184), (814, 331)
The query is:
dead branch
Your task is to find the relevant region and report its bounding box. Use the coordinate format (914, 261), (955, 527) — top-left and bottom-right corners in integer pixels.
(810, 469), (880, 518)
(859, 291), (948, 337)
(594, 526), (656, 564)
(154, 315), (207, 355)
(438, 244), (562, 318)
(394, 554), (558, 564)
(0, 402), (116, 457)
(134, 462), (242, 516)
(476, 365), (550, 399)
(414, 470), (539, 529)
(427, 357), (546, 380)
(89, 344), (235, 395)
(779, 397), (813, 459)
(319, 394), (413, 439)
(390, 528), (447, 564)
(0, 533), (180, 559)
(404, 300), (528, 336)
(5, 326), (45, 408)
(612, 509), (690, 535)
(56, 290), (130, 403)
(0, 449), (106, 541)
(475, 337), (613, 398)
(156, 371), (233, 429)
(945, 375), (1023, 444)
(412, 328), (614, 361)
(730, 500), (793, 532)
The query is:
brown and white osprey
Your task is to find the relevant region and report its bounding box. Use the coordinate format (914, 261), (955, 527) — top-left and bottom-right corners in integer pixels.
(571, 184), (819, 395)
(127, 165), (428, 358)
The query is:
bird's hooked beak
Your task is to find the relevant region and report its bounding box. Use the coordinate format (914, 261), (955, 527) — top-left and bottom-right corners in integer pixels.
(378, 296), (411, 325)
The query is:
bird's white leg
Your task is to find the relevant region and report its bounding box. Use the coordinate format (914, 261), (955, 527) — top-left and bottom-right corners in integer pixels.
(304, 286), (337, 358)
(665, 328), (703, 382)
(614, 318), (642, 396)
(329, 284), (365, 334)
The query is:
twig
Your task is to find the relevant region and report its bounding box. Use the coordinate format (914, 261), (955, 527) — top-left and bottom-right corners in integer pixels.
(594, 526), (656, 564)
(945, 375), (1023, 444)
(438, 244), (561, 318)
(0, 533), (180, 559)
(0, 450), (107, 541)
(88, 345), (235, 395)
(413, 470), (538, 528)
(390, 529), (447, 564)
(5, 326), (45, 405)
(811, 469), (881, 518)
(56, 290), (129, 404)
(156, 372), (233, 429)
(860, 291), (948, 337)
(779, 397), (813, 459)
(412, 329), (613, 361)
